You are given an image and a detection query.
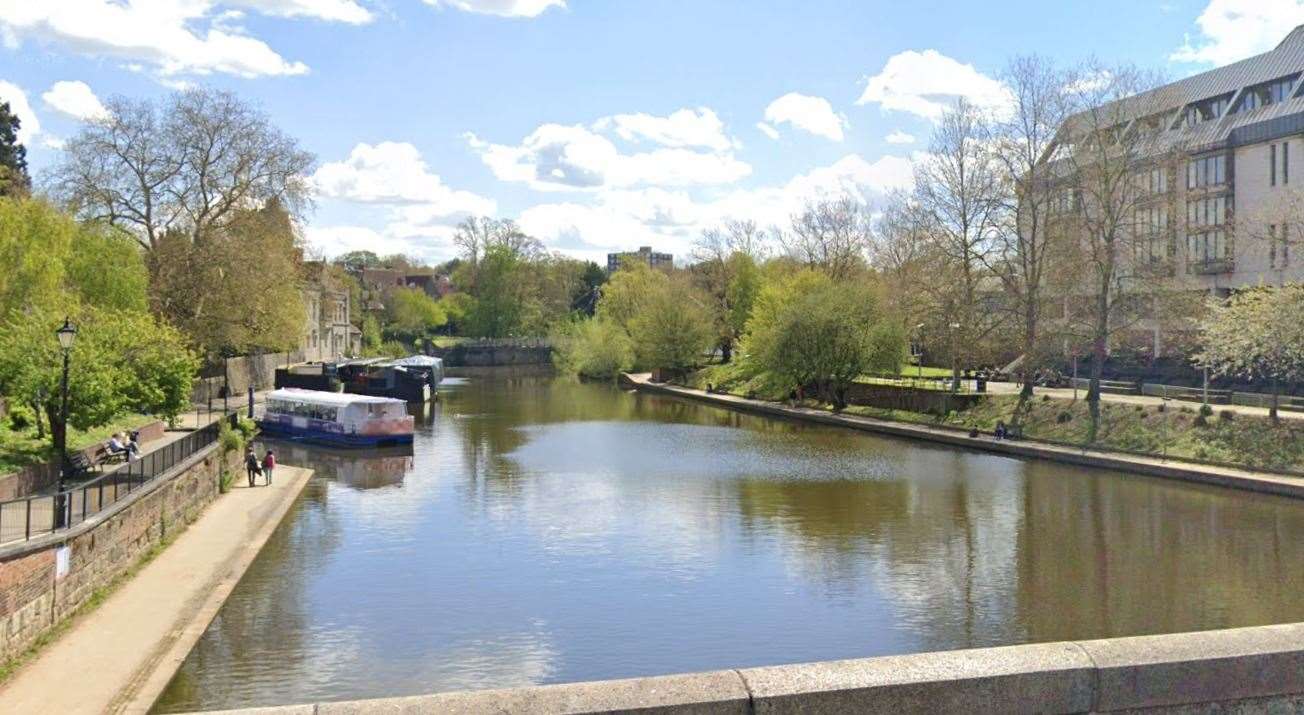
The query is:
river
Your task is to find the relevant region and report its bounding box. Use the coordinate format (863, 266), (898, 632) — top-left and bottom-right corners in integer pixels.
(153, 377), (1304, 712)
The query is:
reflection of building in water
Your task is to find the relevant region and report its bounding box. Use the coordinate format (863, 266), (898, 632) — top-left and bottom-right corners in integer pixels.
(271, 442), (414, 490)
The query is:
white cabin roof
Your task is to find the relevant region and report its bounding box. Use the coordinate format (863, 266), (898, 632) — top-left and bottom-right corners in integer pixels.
(268, 388), (406, 407)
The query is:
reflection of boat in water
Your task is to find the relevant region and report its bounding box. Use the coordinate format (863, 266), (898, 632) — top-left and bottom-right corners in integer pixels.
(258, 389), (414, 447)
(266, 441), (414, 490)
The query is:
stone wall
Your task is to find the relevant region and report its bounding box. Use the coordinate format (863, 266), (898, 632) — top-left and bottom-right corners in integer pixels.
(192, 352), (304, 405)
(0, 442), (238, 662)
(843, 382), (984, 414)
(429, 343), (553, 367)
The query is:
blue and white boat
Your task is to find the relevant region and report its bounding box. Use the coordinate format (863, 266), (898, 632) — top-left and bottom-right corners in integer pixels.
(258, 389), (415, 447)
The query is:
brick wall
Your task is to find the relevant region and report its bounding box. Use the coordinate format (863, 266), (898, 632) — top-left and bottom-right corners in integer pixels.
(0, 443), (239, 662)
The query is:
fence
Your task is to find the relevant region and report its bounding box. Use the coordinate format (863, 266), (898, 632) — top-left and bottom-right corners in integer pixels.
(0, 419), (225, 546)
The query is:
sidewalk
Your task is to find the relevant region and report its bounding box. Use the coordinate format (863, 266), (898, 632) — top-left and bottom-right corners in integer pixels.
(0, 465), (313, 715)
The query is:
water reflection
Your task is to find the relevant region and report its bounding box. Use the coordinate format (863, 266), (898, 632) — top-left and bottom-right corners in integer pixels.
(154, 378), (1304, 713)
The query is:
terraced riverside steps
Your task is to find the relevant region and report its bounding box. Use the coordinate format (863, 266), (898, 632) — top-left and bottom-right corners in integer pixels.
(0, 465), (312, 715)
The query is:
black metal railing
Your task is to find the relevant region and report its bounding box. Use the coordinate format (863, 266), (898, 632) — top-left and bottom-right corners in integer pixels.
(0, 418), (226, 546)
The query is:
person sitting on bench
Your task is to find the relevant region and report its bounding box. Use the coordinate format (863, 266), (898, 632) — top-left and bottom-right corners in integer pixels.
(107, 432), (139, 459)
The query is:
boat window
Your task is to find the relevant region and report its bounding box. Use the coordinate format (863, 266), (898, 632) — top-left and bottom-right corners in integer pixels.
(269, 399), (338, 421)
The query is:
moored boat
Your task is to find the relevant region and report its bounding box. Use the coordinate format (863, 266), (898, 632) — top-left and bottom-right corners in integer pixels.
(258, 389), (415, 447)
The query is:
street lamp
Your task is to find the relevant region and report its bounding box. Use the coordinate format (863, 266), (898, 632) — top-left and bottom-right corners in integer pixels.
(948, 322), (962, 393)
(53, 317), (77, 529)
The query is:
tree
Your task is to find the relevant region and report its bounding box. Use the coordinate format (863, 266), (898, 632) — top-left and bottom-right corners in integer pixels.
(990, 56), (1074, 403)
(463, 243), (526, 338)
(149, 200), (306, 358)
(913, 97), (1006, 387)
(781, 196), (873, 280)
(1196, 285), (1304, 424)
(745, 274), (902, 409)
(551, 317), (634, 379)
(0, 198), (72, 318)
(572, 261), (607, 315)
(336, 250), (383, 272)
(0, 101), (29, 198)
(597, 262), (668, 334)
(1057, 63), (1178, 441)
(49, 88), (313, 251)
(0, 306), (198, 444)
(385, 287), (447, 340)
(67, 224), (150, 313)
(627, 277), (714, 376)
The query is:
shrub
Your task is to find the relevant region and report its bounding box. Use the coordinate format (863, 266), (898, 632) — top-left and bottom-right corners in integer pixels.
(1041, 395), (1052, 402)
(1157, 403), (1167, 413)
(1056, 411), (1073, 424)
(1194, 414), (1208, 428)
(1219, 409), (1236, 422)
(1134, 404), (1145, 412)
(7, 403), (34, 431)
(1199, 403), (1214, 417)
(551, 318), (635, 379)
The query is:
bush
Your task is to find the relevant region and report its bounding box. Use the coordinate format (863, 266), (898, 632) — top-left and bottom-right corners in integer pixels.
(1194, 414), (1208, 428)
(1199, 403), (1214, 417)
(552, 318), (634, 379)
(1056, 411), (1073, 424)
(1219, 409), (1236, 422)
(1041, 394), (1052, 402)
(1157, 403), (1167, 413)
(7, 403), (34, 431)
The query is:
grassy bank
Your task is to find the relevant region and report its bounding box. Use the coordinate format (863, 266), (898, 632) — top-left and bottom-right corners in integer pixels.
(686, 366), (1304, 473)
(0, 413), (155, 476)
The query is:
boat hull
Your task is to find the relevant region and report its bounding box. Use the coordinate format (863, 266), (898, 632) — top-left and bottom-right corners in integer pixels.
(256, 420), (414, 448)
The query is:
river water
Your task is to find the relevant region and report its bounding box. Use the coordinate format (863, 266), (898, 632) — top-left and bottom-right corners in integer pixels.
(154, 377), (1304, 712)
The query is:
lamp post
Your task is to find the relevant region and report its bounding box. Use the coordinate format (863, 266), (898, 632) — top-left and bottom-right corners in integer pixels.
(53, 317), (77, 529)
(949, 322), (962, 393)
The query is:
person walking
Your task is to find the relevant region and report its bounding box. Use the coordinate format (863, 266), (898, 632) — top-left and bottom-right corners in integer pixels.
(262, 449), (276, 486)
(244, 446), (260, 487)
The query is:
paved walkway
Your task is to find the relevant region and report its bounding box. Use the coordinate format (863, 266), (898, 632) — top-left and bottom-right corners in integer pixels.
(0, 465), (313, 715)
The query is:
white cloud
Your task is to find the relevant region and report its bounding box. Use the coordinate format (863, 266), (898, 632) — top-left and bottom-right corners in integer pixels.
(762, 92), (847, 141)
(857, 49), (1008, 120)
(885, 130), (915, 144)
(0, 80), (39, 144)
(593, 107), (734, 151)
(0, 1), (350, 78)
(41, 80), (107, 122)
(756, 122), (780, 140)
(42, 135), (65, 150)
(466, 112), (752, 192)
(518, 153), (919, 260)
(423, 0), (565, 18)
(304, 223), (460, 263)
(1171, 0), (1304, 65)
(313, 141), (495, 216)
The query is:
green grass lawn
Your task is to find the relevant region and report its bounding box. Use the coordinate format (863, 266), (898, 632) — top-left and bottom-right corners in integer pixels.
(0, 413), (156, 476)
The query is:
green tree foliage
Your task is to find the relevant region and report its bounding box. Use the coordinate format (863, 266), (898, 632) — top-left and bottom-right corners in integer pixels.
(742, 271), (904, 408)
(0, 102), (29, 197)
(336, 250), (383, 272)
(0, 306), (197, 444)
(384, 287), (447, 340)
(551, 317), (634, 379)
(596, 262), (667, 334)
(0, 198), (198, 440)
(572, 261), (607, 315)
(67, 224), (150, 312)
(464, 244), (525, 338)
(627, 277), (715, 375)
(361, 314), (383, 353)
(150, 200), (305, 358)
(1197, 284), (1304, 424)
(0, 198), (71, 316)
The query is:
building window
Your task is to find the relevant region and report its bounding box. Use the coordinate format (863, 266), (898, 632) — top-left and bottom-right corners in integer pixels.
(1187, 230), (1230, 264)
(1186, 195), (1230, 227)
(1137, 166), (1167, 195)
(1186, 154), (1226, 189)
(1285, 141), (1290, 185)
(1271, 143), (1277, 186)
(1134, 206), (1171, 263)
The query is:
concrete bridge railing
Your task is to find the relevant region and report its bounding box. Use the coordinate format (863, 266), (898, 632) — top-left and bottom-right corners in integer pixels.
(197, 622), (1304, 713)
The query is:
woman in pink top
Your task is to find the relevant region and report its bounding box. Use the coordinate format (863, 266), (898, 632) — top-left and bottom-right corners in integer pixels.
(261, 449), (276, 486)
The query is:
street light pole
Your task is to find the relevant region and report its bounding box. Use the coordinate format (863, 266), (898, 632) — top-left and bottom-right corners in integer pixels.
(949, 322), (961, 393)
(53, 317), (77, 529)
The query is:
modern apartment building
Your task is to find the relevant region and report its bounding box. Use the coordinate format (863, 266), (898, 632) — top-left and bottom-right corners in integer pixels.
(1037, 26), (1304, 364)
(607, 246), (674, 273)
(1050, 26), (1304, 293)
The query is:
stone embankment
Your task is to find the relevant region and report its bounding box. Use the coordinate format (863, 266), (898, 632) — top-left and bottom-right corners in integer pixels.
(622, 373), (1304, 500)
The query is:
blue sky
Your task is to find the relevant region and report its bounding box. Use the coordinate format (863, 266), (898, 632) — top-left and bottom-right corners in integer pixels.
(1, 0), (1299, 264)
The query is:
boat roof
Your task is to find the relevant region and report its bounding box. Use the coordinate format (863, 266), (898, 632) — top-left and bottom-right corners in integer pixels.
(388, 355), (442, 367)
(267, 388), (406, 406)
